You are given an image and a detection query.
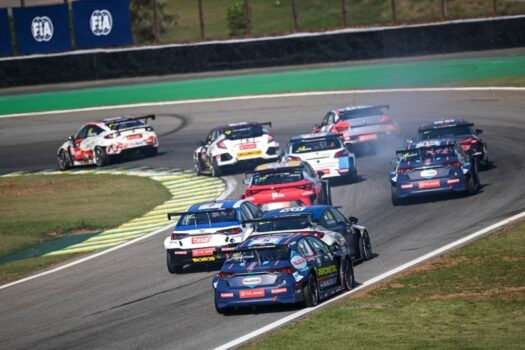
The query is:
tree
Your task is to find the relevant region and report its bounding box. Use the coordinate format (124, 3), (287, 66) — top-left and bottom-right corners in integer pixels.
(129, 0), (176, 43)
(227, 0), (247, 37)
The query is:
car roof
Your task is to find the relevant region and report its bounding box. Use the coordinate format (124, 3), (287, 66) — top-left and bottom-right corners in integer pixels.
(335, 105), (373, 112)
(215, 122), (261, 131)
(254, 160), (302, 171)
(186, 199), (243, 212)
(289, 132), (339, 142)
(262, 205), (331, 220)
(238, 232), (303, 249)
(419, 118), (471, 130)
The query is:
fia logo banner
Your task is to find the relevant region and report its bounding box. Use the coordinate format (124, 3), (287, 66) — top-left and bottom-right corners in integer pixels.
(31, 16), (53, 42)
(90, 10), (112, 36)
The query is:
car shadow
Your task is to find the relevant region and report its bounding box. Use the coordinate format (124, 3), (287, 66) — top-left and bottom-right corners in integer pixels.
(328, 174), (366, 187)
(176, 263), (223, 274)
(399, 184), (489, 206)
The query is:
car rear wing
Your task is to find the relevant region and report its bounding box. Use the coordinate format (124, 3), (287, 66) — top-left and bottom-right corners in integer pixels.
(236, 243), (289, 252)
(374, 104), (389, 110)
(242, 214), (314, 227)
(167, 208), (235, 221)
(258, 121), (272, 128)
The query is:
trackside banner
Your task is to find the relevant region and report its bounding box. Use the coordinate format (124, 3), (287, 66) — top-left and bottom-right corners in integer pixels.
(13, 4), (71, 54)
(73, 0), (133, 49)
(0, 9), (12, 56)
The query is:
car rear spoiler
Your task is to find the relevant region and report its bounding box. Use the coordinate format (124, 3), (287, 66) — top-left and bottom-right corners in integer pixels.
(236, 243), (289, 252)
(260, 122), (272, 128)
(374, 104), (390, 110)
(242, 214), (314, 227)
(167, 208), (235, 221)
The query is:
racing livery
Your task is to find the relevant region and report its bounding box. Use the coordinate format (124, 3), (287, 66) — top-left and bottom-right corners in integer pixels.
(249, 206), (372, 263)
(415, 119), (489, 167)
(164, 200), (263, 273)
(313, 105), (401, 151)
(57, 115), (158, 169)
(194, 122), (281, 177)
(390, 139), (480, 205)
(241, 160), (332, 211)
(286, 133), (357, 181)
(212, 233), (355, 313)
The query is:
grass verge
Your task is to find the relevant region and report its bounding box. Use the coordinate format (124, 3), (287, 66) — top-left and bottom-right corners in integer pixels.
(243, 220), (525, 349)
(0, 174), (170, 284)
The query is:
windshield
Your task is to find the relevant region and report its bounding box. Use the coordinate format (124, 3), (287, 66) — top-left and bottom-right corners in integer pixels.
(252, 169), (304, 185)
(291, 138), (341, 153)
(226, 247), (290, 264)
(255, 217), (311, 232)
(399, 146), (456, 163)
(223, 125), (264, 140)
(107, 119), (145, 130)
(418, 125), (473, 140)
(340, 107), (384, 120)
(178, 209), (237, 226)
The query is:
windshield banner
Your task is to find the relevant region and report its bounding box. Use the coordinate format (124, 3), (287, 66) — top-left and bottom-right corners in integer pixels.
(0, 9), (12, 56)
(72, 0), (133, 49)
(13, 4), (72, 54)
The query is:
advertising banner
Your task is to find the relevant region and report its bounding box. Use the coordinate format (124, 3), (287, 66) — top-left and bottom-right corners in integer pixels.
(0, 9), (12, 56)
(13, 4), (72, 54)
(73, 0), (133, 49)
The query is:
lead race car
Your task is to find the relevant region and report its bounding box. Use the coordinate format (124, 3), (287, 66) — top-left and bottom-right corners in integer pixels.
(164, 200), (263, 273)
(194, 122), (281, 177)
(57, 115), (158, 169)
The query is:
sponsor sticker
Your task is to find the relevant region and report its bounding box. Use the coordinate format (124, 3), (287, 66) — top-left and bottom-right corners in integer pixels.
(242, 276), (262, 288)
(418, 180), (441, 189)
(239, 289), (265, 298)
(198, 203), (223, 210)
(90, 9), (112, 36)
(127, 134), (142, 140)
(192, 248), (215, 257)
(32, 16), (53, 42)
(192, 256), (216, 263)
(191, 236), (212, 244)
(420, 169), (438, 179)
(239, 143), (257, 150)
(237, 150), (262, 158)
(290, 251), (308, 272)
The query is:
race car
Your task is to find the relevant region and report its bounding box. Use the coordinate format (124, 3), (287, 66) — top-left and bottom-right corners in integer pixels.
(285, 133), (357, 181)
(247, 206), (373, 263)
(415, 118), (489, 167)
(313, 105), (401, 152)
(390, 139), (480, 205)
(193, 122), (281, 177)
(57, 115), (159, 169)
(212, 233), (355, 313)
(164, 199), (263, 273)
(241, 160), (332, 211)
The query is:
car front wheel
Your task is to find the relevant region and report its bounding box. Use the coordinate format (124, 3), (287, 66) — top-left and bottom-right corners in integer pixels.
(57, 150), (72, 171)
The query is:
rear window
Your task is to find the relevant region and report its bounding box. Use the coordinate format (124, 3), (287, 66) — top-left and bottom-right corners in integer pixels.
(178, 209), (237, 226)
(418, 125), (472, 140)
(252, 169), (304, 185)
(340, 107), (383, 119)
(226, 247), (290, 264)
(255, 217), (311, 232)
(291, 138), (341, 154)
(399, 146), (456, 163)
(106, 119), (145, 130)
(223, 125), (264, 140)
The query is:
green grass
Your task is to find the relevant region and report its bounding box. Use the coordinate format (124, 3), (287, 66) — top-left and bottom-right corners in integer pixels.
(0, 174), (170, 283)
(451, 76), (525, 87)
(243, 221), (525, 349)
(155, 0), (525, 43)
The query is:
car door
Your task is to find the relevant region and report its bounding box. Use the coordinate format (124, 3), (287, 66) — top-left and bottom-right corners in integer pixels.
(71, 126), (90, 160)
(329, 208), (357, 257)
(305, 236), (338, 291)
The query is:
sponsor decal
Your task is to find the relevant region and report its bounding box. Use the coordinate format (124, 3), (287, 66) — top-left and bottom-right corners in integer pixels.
(418, 180), (441, 189)
(271, 191), (285, 199)
(239, 289), (265, 298)
(90, 10), (112, 36)
(293, 272), (304, 282)
(315, 264), (337, 277)
(279, 207), (306, 213)
(239, 143), (257, 150)
(198, 203), (223, 210)
(358, 134), (378, 142)
(220, 292), (234, 298)
(192, 256), (216, 263)
(271, 288), (287, 294)
(290, 251), (308, 272)
(191, 236), (212, 244)
(127, 134), (142, 140)
(420, 169), (438, 179)
(237, 150), (262, 158)
(242, 276), (262, 288)
(32, 16), (53, 42)
(192, 247), (215, 257)
(173, 251), (187, 255)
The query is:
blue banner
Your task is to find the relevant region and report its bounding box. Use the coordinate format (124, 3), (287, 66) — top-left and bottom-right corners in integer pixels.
(0, 9), (12, 56)
(13, 4), (71, 55)
(73, 0), (133, 49)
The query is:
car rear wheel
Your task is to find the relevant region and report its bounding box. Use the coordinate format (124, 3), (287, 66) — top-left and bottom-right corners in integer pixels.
(302, 274), (320, 307)
(94, 147), (110, 167)
(166, 252), (184, 274)
(57, 150), (72, 171)
(341, 258), (355, 291)
(358, 230), (373, 261)
(211, 158), (223, 177)
(214, 294), (232, 315)
(391, 185), (402, 206)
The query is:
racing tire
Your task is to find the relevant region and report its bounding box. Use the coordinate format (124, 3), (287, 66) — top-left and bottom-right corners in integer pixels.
(211, 158), (223, 177)
(94, 147), (110, 167)
(57, 150), (72, 171)
(214, 295), (232, 315)
(143, 146), (158, 157)
(319, 181), (332, 205)
(358, 230), (373, 261)
(194, 158), (204, 176)
(341, 258), (355, 291)
(391, 185), (402, 206)
(302, 274), (320, 308)
(465, 174), (479, 196)
(166, 252), (184, 274)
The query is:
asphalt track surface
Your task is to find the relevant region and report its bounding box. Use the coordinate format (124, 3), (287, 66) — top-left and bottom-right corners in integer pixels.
(1, 90), (525, 349)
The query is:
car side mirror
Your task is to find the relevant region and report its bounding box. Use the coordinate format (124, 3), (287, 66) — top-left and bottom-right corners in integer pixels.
(348, 216), (358, 224)
(475, 128), (483, 135)
(330, 244), (339, 253)
(68, 135), (74, 141)
(243, 178), (251, 185)
(316, 171), (325, 178)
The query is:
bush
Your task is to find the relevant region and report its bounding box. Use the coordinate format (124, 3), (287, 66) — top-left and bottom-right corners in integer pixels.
(130, 0), (176, 43)
(227, 0), (247, 37)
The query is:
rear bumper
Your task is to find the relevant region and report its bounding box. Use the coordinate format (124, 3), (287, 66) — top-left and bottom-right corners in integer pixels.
(343, 129), (400, 145)
(216, 149), (281, 167)
(397, 180), (467, 198)
(167, 245), (237, 265)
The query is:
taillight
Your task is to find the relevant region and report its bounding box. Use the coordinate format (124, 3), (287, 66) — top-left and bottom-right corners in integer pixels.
(380, 115), (392, 123)
(268, 267), (294, 274)
(287, 155), (302, 161)
(397, 167), (413, 175)
(461, 144), (471, 151)
(171, 233), (188, 240)
(244, 189), (259, 197)
(444, 162), (461, 168)
(314, 232), (325, 239)
(218, 271), (235, 279)
(298, 183), (313, 190)
(217, 227), (242, 235)
(268, 133), (275, 142)
(217, 141), (226, 149)
(334, 150), (348, 158)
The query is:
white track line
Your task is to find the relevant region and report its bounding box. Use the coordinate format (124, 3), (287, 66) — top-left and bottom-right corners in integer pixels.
(1, 87), (525, 119)
(214, 210), (525, 350)
(0, 175), (234, 291)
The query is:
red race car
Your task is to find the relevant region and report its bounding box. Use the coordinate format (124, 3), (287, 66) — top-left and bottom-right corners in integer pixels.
(241, 160), (332, 211)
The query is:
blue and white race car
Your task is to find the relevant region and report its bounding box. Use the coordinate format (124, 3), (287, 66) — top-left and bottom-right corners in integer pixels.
(164, 199), (263, 273)
(390, 139), (480, 205)
(212, 233), (355, 313)
(285, 133), (357, 181)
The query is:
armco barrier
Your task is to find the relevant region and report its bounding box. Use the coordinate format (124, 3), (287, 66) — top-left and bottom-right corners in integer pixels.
(1, 16), (524, 88)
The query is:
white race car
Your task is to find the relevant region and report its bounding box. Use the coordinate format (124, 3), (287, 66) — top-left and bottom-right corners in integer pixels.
(164, 199), (263, 273)
(194, 122), (281, 177)
(57, 115), (158, 169)
(285, 133), (357, 181)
